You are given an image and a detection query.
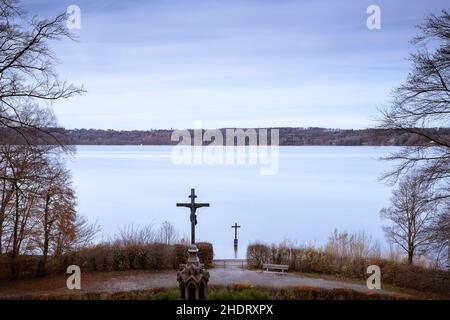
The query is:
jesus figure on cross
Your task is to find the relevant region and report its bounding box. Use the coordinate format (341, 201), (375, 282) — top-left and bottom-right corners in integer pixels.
(176, 188), (210, 244)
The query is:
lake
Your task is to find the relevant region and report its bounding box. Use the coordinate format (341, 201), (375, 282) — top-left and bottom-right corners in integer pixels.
(68, 146), (398, 259)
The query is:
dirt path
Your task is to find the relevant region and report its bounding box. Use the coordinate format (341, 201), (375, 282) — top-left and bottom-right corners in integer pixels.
(211, 260), (396, 294)
(0, 260), (401, 298)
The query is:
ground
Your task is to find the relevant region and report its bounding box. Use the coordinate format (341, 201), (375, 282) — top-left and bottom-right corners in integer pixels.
(0, 260), (410, 299)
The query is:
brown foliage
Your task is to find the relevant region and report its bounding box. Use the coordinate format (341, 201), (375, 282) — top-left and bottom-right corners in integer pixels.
(173, 244), (188, 268)
(247, 242), (450, 295)
(197, 242), (214, 266)
(64, 243), (175, 272)
(246, 243), (271, 268)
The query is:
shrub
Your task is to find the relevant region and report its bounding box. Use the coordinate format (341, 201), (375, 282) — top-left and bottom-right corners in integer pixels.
(197, 242), (214, 266)
(247, 243), (270, 268)
(58, 243), (177, 272)
(0, 240), (215, 280)
(0, 255), (41, 280)
(112, 247), (128, 270)
(16, 256), (40, 279)
(246, 239), (450, 295)
(208, 287), (271, 300)
(233, 283), (254, 290)
(151, 289), (179, 300)
(146, 243), (174, 269)
(173, 244), (188, 268)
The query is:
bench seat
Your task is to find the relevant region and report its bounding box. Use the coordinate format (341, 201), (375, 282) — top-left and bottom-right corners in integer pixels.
(262, 263), (289, 273)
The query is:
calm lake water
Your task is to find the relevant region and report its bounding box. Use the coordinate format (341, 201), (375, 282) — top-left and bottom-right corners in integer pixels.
(68, 146), (398, 259)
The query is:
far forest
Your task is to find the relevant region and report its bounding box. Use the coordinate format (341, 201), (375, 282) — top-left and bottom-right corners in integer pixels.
(36, 127), (450, 146)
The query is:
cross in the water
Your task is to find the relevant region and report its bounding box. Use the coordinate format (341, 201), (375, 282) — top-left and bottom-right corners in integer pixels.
(176, 188), (210, 244)
(231, 223), (241, 240)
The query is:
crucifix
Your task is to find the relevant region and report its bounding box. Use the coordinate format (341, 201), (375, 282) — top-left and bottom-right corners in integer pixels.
(231, 222), (241, 259)
(231, 223), (241, 240)
(176, 188), (209, 245)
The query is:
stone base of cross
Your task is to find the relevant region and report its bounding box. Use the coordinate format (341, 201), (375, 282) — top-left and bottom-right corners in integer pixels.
(176, 189), (210, 300)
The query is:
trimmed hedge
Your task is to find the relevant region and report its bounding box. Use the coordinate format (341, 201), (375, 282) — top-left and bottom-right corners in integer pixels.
(173, 242), (214, 267)
(65, 243), (175, 272)
(0, 255), (41, 280)
(246, 243), (450, 295)
(0, 242), (214, 280)
(197, 242), (214, 266)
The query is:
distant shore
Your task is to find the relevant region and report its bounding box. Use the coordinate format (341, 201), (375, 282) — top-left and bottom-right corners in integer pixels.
(63, 127), (449, 146)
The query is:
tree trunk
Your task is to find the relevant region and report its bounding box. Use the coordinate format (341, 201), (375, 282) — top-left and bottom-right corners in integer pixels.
(10, 185), (20, 279)
(408, 251), (414, 264)
(37, 194), (51, 277)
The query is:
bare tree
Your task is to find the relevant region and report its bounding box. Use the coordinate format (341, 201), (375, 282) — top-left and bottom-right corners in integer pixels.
(158, 221), (179, 245)
(0, 107), (68, 255)
(0, 143), (49, 276)
(71, 215), (100, 250)
(325, 229), (381, 261)
(0, 155), (14, 254)
(379, 10), (450, 203)
(380, 174), (438, 264)
(0, 143), (86, 277)
(427, 202), (450, 268)
(35, 162), (76, 275)
(0, 0), (84, 146)
(0, 1), (90, 278)
(115, 224), (156, 247)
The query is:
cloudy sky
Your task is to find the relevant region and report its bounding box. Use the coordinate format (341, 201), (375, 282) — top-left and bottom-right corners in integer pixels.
(23, 0), (449, 129)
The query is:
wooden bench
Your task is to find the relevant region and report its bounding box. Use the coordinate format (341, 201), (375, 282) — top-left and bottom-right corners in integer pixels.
(262, 263), (289, 273)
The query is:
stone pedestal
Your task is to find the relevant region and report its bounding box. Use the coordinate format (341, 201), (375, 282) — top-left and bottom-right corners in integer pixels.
(177, 244), (210, 300)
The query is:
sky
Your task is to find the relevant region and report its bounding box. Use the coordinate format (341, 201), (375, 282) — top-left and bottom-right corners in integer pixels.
(22, 0), (449, 130)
